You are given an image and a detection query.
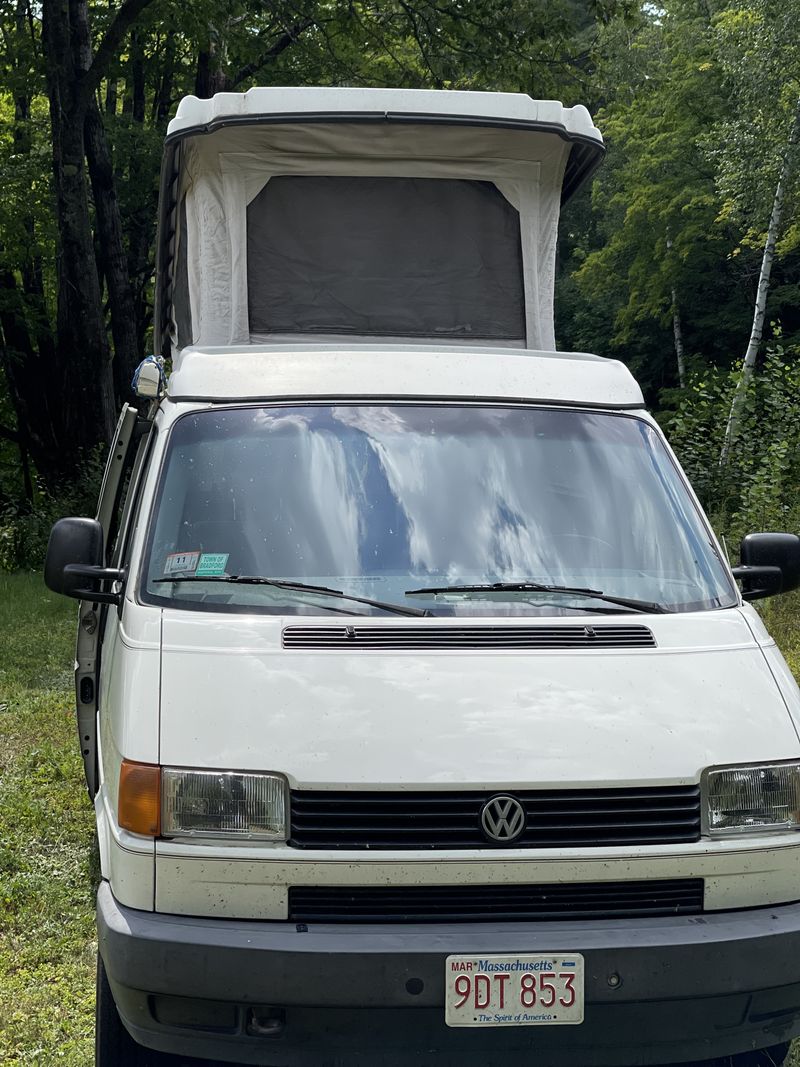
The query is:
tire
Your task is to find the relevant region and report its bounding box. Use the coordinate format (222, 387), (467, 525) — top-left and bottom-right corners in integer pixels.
(96, 955), (230, 1066)
(727, 1045), (793, 1067)
(95, 954), (164, 1066)
(684, 1045), (793, 1067)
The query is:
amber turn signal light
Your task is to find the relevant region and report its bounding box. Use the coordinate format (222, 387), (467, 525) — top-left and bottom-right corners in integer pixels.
(118, 760), (161, 837)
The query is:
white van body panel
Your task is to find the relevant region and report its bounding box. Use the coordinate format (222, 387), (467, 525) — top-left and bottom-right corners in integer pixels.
(158, 608), (798, 788)
(153, 833), (800, 920)
(97, 791), (155, 911)
(98, 597), (161, 771)
(739, 603), (800, 733)
(96, 726), (156, 911)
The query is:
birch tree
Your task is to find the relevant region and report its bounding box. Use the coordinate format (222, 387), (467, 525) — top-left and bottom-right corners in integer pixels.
(708, 0), (800, 464)
(720, 96), (800, 465)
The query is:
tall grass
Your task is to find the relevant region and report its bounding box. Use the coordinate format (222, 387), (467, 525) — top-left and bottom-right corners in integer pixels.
(0, 574), (95, 1064)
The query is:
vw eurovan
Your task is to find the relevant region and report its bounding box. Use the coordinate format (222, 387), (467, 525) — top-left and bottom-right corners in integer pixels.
(45, 88), (800, 1067)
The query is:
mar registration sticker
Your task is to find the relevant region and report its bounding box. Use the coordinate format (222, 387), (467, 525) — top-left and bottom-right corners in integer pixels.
(163, 550), (200, 575)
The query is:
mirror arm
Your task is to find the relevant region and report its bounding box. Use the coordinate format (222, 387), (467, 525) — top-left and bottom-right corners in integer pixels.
(63, 564), (126, 606)
(731, 564), (782, 602)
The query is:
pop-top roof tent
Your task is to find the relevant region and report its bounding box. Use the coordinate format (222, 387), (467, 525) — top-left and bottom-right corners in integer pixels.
(155, 87), (604, 360)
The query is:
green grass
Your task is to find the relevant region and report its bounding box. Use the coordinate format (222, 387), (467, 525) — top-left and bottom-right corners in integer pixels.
(0, 573), (799, 1064)
(0, 574), (96, 1064)
(763, 591), (800, 679)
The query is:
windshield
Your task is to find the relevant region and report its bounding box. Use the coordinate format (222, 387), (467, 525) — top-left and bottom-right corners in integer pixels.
(141, 404), (736, 616)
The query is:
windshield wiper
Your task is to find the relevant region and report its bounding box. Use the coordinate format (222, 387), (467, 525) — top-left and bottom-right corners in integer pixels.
(404, 581), (669, 614)
(153, 575), (430, 618)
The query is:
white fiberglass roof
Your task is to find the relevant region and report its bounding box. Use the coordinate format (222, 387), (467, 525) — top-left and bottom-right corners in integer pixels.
(166, 345), (644, 409)
(167, 87), (603, 146)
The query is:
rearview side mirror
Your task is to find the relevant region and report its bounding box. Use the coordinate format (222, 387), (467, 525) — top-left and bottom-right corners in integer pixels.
(44, 517), (124, 606)
(731, 532), (800, 602)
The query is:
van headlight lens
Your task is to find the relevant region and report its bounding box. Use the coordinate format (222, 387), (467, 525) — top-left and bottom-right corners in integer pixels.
(161, 769), (287, 840)
(705, 761), (800, 836)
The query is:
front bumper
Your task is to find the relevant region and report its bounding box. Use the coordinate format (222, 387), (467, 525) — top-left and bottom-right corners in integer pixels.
(98, 880), (800, 1065)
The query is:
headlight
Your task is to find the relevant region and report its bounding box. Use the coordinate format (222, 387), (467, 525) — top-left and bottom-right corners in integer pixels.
(161, 768), (287, 841)
(704, 761), (800, 836)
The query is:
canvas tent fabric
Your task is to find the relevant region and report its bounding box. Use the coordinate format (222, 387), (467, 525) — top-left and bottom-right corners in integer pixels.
(161, 89), (603, 355)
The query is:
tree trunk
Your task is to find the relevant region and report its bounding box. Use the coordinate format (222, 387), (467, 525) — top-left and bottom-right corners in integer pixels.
(665, 235), (685, 388)
(127, 32), (172, 356)
(0, 2), (77, 486)
(153, 31), (175, 124)
(105, 77), (117, 115)
(85, 98), (142, 400)
(0, 271), (71, 487)
(671, 289), (686, 388)
(19, 442), (34, 502)
(720, 94), (800, 467)
(195, 29), (230, 98)
(130, 29), (146, 122)
(42, 0), (117, 456)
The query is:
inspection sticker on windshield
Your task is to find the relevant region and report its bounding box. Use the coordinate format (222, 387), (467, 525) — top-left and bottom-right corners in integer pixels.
(445, 954), (584, 1027)
(195, 552), (229, 577)
(163, 551), (200, 575)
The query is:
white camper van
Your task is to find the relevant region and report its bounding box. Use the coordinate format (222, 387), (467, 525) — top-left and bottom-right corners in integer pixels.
(45, 88), (800, 1067)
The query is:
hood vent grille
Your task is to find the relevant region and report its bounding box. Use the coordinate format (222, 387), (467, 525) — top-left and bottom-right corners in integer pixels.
(282, 624), (656, 651)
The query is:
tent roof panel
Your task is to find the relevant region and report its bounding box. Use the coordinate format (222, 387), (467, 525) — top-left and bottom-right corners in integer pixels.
(167, 87), (602, 146)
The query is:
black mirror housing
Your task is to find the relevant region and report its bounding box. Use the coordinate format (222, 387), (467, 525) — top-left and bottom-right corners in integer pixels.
(44, 517), (103, 596)
(732, 532), (800, 601)
(44, 517), (122, 604)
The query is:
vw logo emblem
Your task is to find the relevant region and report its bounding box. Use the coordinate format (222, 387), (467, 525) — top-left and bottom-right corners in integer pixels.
(480, 795), (526, 843)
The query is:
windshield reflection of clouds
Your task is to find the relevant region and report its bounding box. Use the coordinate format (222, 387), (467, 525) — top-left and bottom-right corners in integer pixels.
(146, 405), (735, 614)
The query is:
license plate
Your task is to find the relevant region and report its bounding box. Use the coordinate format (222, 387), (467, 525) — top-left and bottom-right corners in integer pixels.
(445, 953), (584, 1027)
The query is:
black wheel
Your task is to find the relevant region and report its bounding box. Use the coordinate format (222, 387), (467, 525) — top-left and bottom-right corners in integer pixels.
(682, 1045), (793, 1067)
(96, 954), (182, 1066)
(96, 955), (231, 1066)
(96, 954), (151, 1065)
(727, 1045), (793, 1067)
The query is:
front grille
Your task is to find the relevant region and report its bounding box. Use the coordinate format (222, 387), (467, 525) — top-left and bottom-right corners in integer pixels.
(289, 785), (701, 850)
(282, 624), (656, 650)
(288, 879), (704, 923)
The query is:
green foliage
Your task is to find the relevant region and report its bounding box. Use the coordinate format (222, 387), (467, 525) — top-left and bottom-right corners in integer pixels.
(0, 451), (104, 572)
(560, 3), (757, 394)
(558, 0), (800, 394)
(0, 0), (635, 497)
(705, 0), (800, 252)
(662, 335), (800, 544)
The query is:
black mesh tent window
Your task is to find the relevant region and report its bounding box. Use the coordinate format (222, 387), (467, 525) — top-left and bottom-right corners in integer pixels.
(246, 176), (526, 340)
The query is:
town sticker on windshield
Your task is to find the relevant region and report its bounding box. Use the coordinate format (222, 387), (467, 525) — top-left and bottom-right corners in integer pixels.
(195, 552), (230, 577)
(444, 954), (584, 1027)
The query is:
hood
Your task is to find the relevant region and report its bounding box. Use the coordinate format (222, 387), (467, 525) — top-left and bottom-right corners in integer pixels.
(159, 609), (799, 788)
